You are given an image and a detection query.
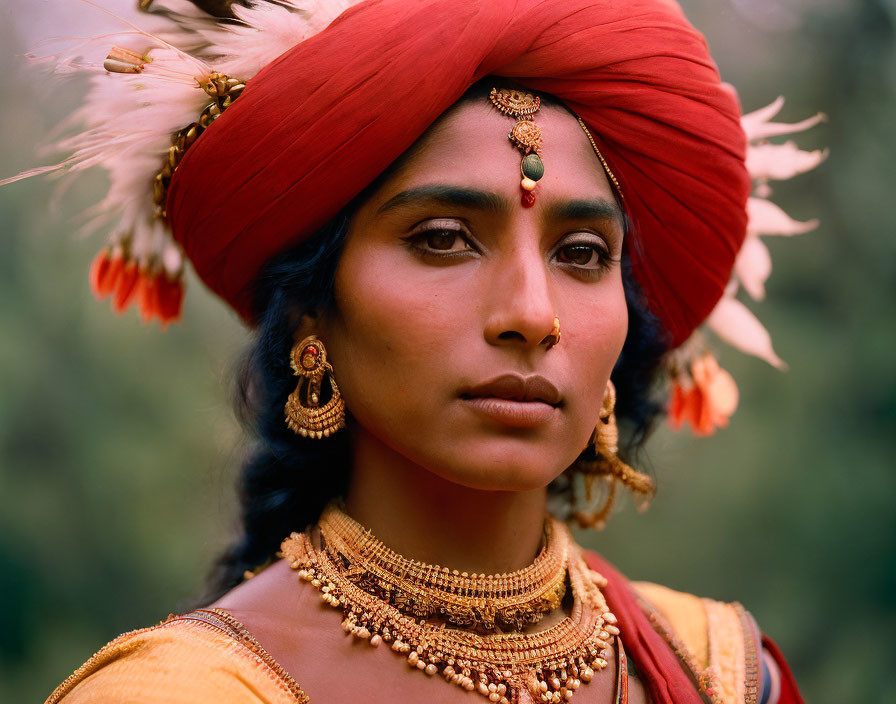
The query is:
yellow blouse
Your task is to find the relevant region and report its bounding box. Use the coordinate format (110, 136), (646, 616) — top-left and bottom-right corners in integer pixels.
(45, 583), (758, 704)
(46, 609), (308, 704)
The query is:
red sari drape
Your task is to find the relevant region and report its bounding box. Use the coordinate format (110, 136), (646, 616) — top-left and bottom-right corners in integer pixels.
(585, 552), (804, 704)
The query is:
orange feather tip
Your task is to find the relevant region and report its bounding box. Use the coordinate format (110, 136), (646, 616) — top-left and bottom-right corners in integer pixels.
(88, 248), (184, 327)
(89, 247), (126, 299)
(667, 352), (739, 436)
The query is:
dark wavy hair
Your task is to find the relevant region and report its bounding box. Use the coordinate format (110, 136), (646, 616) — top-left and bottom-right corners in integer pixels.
(203, 85), (671, 601)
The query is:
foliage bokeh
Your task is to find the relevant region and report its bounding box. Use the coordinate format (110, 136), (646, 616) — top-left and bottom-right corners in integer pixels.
(0, 0), (893, 701)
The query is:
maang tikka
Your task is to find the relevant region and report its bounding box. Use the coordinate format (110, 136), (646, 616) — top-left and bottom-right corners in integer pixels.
(489, 87), (545, 208)
(570, 380), (656, 529)
(284, 335), (346, 438)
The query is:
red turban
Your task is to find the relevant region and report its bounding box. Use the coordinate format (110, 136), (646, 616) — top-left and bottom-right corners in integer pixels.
(168, 0), (749, 348)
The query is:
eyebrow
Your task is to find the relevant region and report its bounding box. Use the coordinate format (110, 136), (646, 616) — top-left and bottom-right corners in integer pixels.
(377, 185), (508, 216)
(376, 184), (624, 229)
(542, 198), (624, 227)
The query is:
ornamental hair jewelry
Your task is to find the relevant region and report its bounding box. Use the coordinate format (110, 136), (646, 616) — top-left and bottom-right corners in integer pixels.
(570, 380), (656, 530)
(284, 336), (346, 438)
(489, 87), (545, 208)
(576, 117), (624, 203)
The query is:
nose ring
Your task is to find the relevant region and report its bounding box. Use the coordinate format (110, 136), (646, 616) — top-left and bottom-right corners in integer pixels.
(544, 316), (561, 350)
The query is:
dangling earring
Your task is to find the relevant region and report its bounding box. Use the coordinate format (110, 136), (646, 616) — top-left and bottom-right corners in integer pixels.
(569, 380), (656, 529)
(284, 335), (346, 439)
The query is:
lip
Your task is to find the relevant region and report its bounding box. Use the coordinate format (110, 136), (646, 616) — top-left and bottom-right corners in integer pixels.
(459, 374), (562, 428)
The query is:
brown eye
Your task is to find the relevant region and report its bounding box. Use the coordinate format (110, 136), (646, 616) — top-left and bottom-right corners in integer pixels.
(426, 230), (460, 250)
(405, 220), (476, 257)
(557, 244), (602, 267)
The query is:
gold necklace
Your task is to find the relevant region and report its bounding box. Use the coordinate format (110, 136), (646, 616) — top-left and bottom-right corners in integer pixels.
(279, 505), (621, 704)
(318, 503), (566, 631)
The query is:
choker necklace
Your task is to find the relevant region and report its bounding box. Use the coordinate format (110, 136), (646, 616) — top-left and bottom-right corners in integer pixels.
(318, 504), (566, 631)
(279, 503), (622, 704)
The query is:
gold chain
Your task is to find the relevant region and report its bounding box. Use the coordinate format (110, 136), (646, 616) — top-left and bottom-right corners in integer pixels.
(576, 116), (624, 200)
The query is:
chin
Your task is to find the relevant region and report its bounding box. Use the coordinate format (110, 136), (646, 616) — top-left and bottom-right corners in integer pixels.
(426, 445), (567, 493)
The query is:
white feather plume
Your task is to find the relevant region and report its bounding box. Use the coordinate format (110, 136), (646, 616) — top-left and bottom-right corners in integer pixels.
(1, 0), (361, 297)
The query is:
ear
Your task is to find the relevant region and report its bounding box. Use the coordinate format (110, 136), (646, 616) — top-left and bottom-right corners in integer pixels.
(289, 308), (320, 344)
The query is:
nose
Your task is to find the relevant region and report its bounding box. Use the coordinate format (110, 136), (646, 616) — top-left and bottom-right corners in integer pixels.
(483, 243), (558, 350)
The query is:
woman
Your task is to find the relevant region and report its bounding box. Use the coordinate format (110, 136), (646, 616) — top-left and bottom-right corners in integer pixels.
(4, 1), (819, 702)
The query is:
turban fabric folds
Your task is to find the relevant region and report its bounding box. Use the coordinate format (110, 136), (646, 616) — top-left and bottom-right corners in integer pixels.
(168, 0), (750, 347)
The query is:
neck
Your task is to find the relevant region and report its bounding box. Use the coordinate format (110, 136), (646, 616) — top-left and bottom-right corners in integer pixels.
(343, 428), (549, 575)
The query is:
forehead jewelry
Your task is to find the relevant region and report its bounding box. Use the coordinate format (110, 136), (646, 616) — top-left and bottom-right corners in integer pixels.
(489, 87), (545, 208)
(576, 116), (624, 203)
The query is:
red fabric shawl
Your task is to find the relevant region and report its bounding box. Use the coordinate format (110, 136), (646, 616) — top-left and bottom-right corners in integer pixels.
(167, 0), (750, 348)
(585, 551), (805, 704)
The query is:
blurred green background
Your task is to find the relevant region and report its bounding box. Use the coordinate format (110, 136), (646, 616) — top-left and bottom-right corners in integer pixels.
(0, 0), (893, 701)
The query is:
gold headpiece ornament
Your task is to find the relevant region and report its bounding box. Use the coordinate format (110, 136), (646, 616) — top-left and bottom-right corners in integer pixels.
(489, 87), (545, 208)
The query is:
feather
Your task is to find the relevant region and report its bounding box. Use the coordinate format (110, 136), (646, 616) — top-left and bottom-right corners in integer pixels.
(747, 197), (819, 237)
(706, 297), (787, 370)
(1, 0), (364, 327)
(205, 0), (361, 77)
(733, 235), (772, 301)
(742, 96), (826, 142)
(747, 141), (828, 181)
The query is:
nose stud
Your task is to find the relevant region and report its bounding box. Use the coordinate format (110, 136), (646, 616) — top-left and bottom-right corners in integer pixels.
(544, 316), (561, 350)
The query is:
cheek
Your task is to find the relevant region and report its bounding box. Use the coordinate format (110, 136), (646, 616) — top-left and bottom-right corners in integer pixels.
(325, 241), (466, 434)
(564, 274), (628, 423)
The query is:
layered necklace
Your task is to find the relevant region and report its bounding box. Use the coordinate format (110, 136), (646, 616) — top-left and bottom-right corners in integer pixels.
(279, 503), (626, 704)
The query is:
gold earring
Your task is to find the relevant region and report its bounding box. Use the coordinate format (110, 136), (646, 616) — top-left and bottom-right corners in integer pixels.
(569, 380), (655, 529)
(284, 335), (346, 439)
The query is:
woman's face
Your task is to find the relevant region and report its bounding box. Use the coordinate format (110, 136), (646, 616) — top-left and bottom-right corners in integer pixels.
(318, 98), (628, 491)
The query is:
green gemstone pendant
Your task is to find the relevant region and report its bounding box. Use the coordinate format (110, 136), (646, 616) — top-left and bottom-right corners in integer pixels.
(521, 153), (544, 182)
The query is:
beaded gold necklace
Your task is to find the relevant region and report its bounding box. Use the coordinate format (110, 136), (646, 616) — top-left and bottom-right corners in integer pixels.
(279, 504), (622, 704)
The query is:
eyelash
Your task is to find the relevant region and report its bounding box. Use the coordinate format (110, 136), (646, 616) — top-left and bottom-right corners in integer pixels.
(403, 221), (616, 276)
(403, 221), (478, 260)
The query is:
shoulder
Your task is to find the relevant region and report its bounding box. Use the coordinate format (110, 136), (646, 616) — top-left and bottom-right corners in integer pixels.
(45, 609), (308, 704)
(631, 581), (766, 704)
